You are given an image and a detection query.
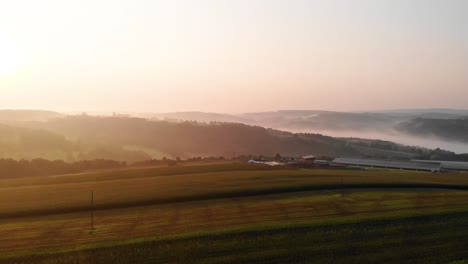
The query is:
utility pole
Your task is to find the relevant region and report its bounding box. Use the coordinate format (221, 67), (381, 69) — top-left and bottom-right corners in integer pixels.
(341, 176), (344, 199)
(90, 190), (95, 231)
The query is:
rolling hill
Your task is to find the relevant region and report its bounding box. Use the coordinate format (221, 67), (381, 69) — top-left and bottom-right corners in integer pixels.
(22, 115), (458, 160)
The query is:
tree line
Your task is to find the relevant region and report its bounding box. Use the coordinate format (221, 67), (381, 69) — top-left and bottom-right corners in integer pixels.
(0, 159), (126, 179)
(0, 156), (229, 179)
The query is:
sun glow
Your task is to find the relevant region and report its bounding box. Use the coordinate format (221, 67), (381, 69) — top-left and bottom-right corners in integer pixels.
(0, 38), (22, 76)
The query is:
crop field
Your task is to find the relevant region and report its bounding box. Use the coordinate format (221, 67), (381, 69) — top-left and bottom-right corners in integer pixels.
(1, 163), (468, 263)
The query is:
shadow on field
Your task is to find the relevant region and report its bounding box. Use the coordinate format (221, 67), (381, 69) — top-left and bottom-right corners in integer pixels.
(2, 183), (468, 219)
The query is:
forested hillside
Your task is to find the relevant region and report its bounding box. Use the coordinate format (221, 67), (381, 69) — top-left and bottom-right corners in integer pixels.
(0, 123), (150, 162)
(0, 110), (63, 122)
(397, 118), (468, 142)
(1, 112), (465, 162)
(25, 115), (455, 160)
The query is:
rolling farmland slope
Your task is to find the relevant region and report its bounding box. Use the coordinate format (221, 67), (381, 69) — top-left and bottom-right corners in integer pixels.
(1, 163), (468, 263)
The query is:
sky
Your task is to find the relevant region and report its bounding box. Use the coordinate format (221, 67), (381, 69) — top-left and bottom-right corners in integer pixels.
(0, 0), (467, 113)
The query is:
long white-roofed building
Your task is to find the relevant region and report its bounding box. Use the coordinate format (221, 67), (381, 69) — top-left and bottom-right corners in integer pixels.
(332, 158), (442, 172)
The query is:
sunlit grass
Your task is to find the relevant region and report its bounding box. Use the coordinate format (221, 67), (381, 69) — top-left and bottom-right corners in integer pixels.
(1, 163), (468, 263)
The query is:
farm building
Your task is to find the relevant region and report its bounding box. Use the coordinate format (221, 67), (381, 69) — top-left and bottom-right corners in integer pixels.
(332, 158), (442, 172)
(411, 160), (468, 172)
(301, 155), (316, 161)
(248, 160), (284, 166)
(299, 155), (316, 163)
(295, 155), (316, 167)
(314, 160), (332, 165)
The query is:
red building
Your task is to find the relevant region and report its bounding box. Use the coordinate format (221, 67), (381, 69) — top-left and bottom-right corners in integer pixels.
(299, 155), (316, 165)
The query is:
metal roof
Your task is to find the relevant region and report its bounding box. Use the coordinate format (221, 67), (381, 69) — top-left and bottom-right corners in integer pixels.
(412, 160), (468, 171)
(332, 158), (441, 172)
(248, 160), (284, 166)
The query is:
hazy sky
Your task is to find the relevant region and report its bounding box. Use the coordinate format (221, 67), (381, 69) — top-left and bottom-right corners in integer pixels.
(0, 0), (467, 113)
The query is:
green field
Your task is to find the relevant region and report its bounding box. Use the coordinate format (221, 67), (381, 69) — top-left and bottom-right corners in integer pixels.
(1, 163), (468, 263)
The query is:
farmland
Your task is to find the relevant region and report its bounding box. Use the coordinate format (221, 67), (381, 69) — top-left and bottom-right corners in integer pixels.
(1, 163), (468, 263)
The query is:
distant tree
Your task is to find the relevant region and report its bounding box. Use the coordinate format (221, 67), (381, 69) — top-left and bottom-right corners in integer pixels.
(0, 158), (126, 179)
(274, 153), (282, 161)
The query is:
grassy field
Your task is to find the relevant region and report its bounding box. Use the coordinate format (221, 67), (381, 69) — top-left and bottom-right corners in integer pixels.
(1, 163), (468, 263)
(6, 210), (468, 264)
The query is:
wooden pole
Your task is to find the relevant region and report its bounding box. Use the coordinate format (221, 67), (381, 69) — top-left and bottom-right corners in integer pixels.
(91, 190), (94, 231)
(341, 176), (344, 199)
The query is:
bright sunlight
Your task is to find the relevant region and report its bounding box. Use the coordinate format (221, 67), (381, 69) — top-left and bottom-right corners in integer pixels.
(0, 37), (21, 76)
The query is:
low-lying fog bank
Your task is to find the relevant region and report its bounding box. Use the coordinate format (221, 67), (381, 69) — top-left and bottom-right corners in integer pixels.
(282, 129), (468, 154)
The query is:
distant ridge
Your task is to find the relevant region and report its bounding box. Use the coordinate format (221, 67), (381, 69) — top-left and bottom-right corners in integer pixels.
(153, 111), (250, 124)
(2, 109), (467, 154)
(0, 110), (64, 122)
(368, 108), (468, 115)
(148, 109), (468, 153)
